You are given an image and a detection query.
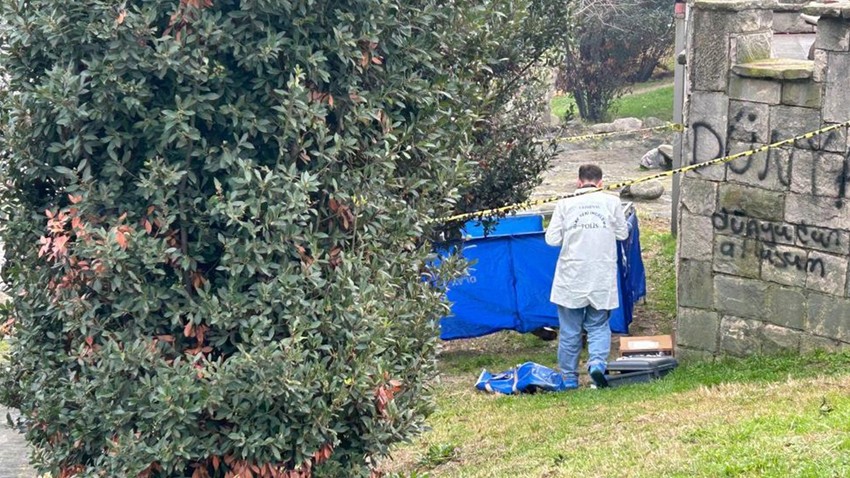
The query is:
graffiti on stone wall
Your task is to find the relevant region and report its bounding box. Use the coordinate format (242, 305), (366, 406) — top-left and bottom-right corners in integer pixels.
(712, 208), (829, 277)
(711, 208), (794, 243)
(690, 122), (725, 164)
(716, 236), (826, 277)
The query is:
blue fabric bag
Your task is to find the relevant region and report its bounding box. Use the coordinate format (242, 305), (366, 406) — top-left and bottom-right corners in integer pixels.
(475, 362), (568, 394)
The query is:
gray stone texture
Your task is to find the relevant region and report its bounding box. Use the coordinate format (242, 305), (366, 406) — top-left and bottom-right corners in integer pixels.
(674, 346), (716, 362)
(732, 32), (773, 63)
(821, 125), (849, 153)
(719, 316), (765, 356)
(803, 2), (850, 18)
(0, 407), (35, 478)
(813, 49), (828, 83)
(790, 151), (846, 198)
(772, 11), (816, 34)
(689, 7), (771, 89)
(718, 182), (785, 221)
(759, 242), (809, 287)
(680, 176), (719, 215)
(785, 193), (850, 229)
(799, 334), (842, 354)
(696, 0), (775, 13)
(768, 104), (822, 150)
(761, 323), (803, 352)
(678, 2), (850, 358)
(627, 180), (665, 200)
(726, 141), (790, 191)
(714, 274), (770, 319)
(677, 307), (721, 352)
(691, 10), (734, 91)
(687, 92), (729, 181)
(729, 101), (770, 143)
(806, 251), (848, 295)
(815, 18), (850, 51)
(728, 76), (782, 104)
(823, 52), (850, 123)
(679, 259), (715, 309)
(794, 223), (849, 255)
(680, 212), (715, 260)
(781, 80), (822, 108)
(765, 284), (807, 329)
(807, 292), (850, 342)
(714, 234), (762, 278)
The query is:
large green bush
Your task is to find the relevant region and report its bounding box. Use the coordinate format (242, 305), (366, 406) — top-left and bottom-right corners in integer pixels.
(0, 0), (571, 476)
(0, 1), (472, 476)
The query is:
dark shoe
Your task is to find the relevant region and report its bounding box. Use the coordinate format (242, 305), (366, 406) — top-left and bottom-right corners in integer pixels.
(589, 365), (609, 388)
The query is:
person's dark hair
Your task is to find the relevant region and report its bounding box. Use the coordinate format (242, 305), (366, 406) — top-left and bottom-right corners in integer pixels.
(578, 164), (603, 183)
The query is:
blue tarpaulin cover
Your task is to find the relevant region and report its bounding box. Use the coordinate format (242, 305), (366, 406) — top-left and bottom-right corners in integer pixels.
(475, 362), (568, 394)
(440, 212), (645, 340)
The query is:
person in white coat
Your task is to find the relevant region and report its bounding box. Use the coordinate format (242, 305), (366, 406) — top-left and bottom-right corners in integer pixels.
(545, 164), (629, 389)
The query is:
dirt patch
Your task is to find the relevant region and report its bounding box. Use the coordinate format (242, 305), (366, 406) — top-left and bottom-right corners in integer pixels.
(532, 130), (677, 223)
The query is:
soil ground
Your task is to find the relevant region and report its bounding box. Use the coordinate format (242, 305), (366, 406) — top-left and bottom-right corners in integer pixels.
(530, 130), (677, 221)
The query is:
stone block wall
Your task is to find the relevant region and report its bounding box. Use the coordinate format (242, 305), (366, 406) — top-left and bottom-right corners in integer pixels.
(676, 0), (850, 360)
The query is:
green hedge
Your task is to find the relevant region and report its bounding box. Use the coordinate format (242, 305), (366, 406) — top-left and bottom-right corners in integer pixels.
(0, 1), (474, 476)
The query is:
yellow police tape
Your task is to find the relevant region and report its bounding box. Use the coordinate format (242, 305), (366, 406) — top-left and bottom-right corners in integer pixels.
(555, 122), (684, 143)
(434, 119), (850, 224)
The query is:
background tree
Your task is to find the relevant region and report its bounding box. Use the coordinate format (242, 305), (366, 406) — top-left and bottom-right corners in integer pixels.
(446, 0), (571, 225)
(557, 0), (674, 122)
(0, 0), (572, 477)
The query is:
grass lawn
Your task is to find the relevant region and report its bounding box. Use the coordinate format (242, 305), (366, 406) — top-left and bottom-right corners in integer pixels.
(552, 83), (674, 123)
(386, 221), (850, 477)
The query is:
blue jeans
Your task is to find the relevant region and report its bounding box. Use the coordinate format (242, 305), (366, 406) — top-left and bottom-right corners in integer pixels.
(557, 305), (611, 380)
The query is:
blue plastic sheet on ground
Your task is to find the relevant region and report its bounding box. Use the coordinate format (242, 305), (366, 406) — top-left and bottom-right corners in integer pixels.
(439, 213), (645, 340)
(475, 362), (567, 394)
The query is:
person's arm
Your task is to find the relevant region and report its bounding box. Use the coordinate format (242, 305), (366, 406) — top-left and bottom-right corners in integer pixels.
(545, 202), (565, 247)
(613, 202), (629, 241)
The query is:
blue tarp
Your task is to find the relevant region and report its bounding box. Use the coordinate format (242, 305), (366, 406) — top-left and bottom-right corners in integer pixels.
(440, 212), (645, 340)
(475, 362), (568, 394)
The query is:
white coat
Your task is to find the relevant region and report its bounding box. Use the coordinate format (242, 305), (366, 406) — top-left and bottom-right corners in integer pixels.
(544, 188), (629, 310)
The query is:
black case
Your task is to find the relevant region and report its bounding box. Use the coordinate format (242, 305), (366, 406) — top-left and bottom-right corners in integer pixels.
(604, 356), (678, 387)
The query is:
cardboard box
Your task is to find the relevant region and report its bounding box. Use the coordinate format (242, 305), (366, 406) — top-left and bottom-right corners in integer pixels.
(619, 335), (674, 357)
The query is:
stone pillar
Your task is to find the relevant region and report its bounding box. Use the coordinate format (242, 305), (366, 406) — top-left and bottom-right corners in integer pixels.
(676, 0), (850, 360)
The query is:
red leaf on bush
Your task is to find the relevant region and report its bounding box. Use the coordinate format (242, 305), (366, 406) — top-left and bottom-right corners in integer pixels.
(313, 443), (334, 464)
(388, 379), (403, 394)
(68, 194), (83, 204)
(38, 236), (51, 258)
(52, 235), (70, 258)
(0, 318), (14, 336)
(329, 247), (342, 269)
(184, 321), (194, 338)
(192, 271), (206, 290)
(296, 245), (313, 267)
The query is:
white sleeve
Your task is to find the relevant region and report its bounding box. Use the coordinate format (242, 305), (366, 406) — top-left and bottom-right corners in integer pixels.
(613, 201), (629, 240)
(545, 203), (565, 247)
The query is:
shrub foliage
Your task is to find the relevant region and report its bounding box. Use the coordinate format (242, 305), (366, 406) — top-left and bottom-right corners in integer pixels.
(0, 1), (472, 476)
(0, 0), (569, 477)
